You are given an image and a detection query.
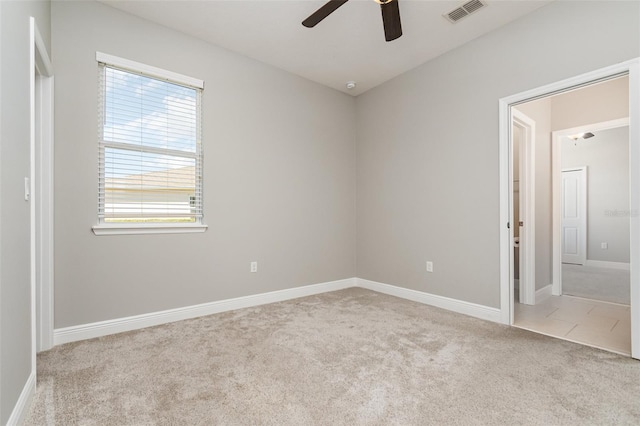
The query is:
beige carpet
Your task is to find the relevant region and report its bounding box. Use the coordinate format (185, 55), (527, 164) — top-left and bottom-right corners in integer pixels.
(563, 263), (630, 305)
(26, 288), (640, 425)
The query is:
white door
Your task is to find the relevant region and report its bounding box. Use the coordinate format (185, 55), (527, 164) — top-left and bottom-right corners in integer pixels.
(561, 168), (587, 265)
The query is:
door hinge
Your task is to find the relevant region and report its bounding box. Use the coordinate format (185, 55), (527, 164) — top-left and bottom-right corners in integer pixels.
(519, 221), (524, 227)
(507, 222), (510, 229)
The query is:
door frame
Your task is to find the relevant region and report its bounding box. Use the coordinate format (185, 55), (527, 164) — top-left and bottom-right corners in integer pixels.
(30, 16), (54, 361)
(512, 109), (536, 306)
(552, 118), (629, 295)
(498, 58), (640, 360)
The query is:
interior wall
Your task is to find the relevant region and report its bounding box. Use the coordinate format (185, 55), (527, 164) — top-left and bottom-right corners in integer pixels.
(52, 1), (356, 328)
(0, 0), (51, 422)
(355, 0), (639, 308)
(514, 98), (552, 291)
(551, 77), (630, 131)
(562, 126), (630, 263)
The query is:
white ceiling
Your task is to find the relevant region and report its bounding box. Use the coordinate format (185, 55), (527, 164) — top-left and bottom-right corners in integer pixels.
(100, 0), (553, 96)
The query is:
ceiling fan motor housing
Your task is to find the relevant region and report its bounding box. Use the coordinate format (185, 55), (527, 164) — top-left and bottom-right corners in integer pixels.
(302, 0), (403, 42)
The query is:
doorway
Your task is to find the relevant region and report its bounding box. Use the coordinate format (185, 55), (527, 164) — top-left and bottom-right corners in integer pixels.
(515, 113), (631, 355)
(554, 121), (631, 298)
(499, 59), (640, 359)
(552, 121), (631, 301)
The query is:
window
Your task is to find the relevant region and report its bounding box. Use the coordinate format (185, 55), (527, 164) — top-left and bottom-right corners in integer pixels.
(93, 53), (206, 235)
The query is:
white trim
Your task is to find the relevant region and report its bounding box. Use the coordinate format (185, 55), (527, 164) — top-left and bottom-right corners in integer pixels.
(31, 17), (55, 354)
(499, 94), (512, 324)
(6, 372), (35, 426)
(535, 284), (552, 304)
(553, 119), (630, 296)
(33, 23), (52, 77)
(512, 109), (536, 306)
(357, 278), (502, 323)
(92, 223), (208, 236)
(552, 118), (630, 139)
(584, 260), (631, 270)
(53, 277), (506, 346)
(0, 2), (6, 416)
(96, 51), (204, 89)
(35, 73), (54, 352)
(54, 278), (356, 345)
(552, 132), (562, 295)
(499, 59), (640, 361)
(29, 14), (37, 381)
(628, 60), (640, 360)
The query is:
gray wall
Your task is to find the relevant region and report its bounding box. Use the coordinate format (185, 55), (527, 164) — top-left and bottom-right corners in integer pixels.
(562, 126), (630, 263)
(53, 1), (356, 328)
(356, 0), (639, 308)
(0, 1), (51, 423)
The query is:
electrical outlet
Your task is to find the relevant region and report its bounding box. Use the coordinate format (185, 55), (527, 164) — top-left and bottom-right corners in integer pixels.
(601, 242), (608, 249)
(426, 261), (433, 273)
(250, 261), (258, 273)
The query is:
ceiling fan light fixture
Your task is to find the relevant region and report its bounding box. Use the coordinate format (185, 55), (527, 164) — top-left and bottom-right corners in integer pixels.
(302, 0), (402, 42)
(569, 133), (585, 141)
(569, 131), (595, 141)
(569, 131), (595, 146)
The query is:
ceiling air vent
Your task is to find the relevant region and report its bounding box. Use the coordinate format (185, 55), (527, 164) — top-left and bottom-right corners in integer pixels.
(445, 0), (487, 23)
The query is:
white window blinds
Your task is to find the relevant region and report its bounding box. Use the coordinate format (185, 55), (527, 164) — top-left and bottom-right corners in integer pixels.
(98, 61), (203, 224)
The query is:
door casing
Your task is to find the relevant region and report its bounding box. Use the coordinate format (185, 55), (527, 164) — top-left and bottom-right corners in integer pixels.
(30, 17), (54, 361)
(512, 109), (536, 306)
(499, 58), (640, 359)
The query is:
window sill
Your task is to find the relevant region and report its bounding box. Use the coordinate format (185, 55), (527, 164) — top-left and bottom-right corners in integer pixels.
(92, 223), (208, 236)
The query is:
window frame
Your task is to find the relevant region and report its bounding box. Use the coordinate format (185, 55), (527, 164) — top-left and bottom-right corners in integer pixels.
(92, 52), (207, 236)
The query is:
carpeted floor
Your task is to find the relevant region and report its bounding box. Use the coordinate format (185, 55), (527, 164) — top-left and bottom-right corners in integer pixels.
(563, 264), (630, 305)
(26, 288), (640, 425)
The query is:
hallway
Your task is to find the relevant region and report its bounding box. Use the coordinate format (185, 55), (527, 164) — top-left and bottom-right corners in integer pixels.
(515, 294), (630, 355)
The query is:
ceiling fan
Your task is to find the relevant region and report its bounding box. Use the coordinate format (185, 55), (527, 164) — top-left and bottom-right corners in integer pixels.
(302, 0), (402, 42)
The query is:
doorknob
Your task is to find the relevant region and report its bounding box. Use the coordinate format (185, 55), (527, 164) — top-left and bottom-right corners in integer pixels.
(519, 221), (524, 226)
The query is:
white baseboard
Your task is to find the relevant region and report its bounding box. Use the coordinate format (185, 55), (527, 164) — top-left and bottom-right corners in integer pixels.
(54, 277), (356, 345)
(54, 276), (505, 346)
(535, 284), (552, 303)
(584, 260), (630, 270)
(356, 278), (502, 323)
(7, 372), (35, 426)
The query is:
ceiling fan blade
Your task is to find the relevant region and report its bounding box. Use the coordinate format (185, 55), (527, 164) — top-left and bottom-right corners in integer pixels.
(381, 0), (402, 42)
(302, 0), (350, 28)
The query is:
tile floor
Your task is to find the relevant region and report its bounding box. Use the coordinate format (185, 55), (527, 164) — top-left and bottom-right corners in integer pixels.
(514, 295), (631, 355)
